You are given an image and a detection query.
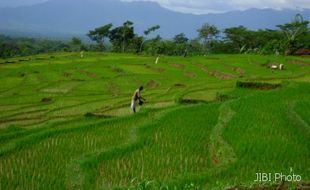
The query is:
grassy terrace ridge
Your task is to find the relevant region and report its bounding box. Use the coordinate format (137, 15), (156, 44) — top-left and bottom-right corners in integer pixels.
(0, 52), (309, 190)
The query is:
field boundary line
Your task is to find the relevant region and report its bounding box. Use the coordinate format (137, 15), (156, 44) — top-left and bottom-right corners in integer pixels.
(287, 101), (310, 138)
(209, 102), (237, 167)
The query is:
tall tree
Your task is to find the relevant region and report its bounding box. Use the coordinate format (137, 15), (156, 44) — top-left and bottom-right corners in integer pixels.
(224, 26), (250, 53)
(173, 33), (189, 56)
(197, 23), (219, 54)
(277, 14), (309, 55)
(71, 37), (81, 45)
(173, 33), (189, 44)
(70, 37), (82, 52)
(144, 35), (162, 55)
(109, 21), (135, 52)
(139, 25), (160, 52)
(87, 23), (113, 51)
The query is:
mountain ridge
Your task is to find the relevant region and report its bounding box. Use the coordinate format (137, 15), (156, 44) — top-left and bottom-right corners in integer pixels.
(0, 0), (309, 39)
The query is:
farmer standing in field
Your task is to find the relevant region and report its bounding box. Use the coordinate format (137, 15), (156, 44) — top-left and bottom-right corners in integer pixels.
(131, 86), (145, 113)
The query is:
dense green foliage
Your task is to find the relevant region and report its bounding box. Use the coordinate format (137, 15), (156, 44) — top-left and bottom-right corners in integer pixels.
(0, 53), (309, 189)
(0, 35), (67, 58)
(1, 15), (309, 58)
(85, 15), (309, 55)
(0, 35), (89, 58)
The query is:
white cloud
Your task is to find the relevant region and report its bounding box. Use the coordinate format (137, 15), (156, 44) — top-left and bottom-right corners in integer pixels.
(1, 0), (309, 14)
(122, 0), (310, 14)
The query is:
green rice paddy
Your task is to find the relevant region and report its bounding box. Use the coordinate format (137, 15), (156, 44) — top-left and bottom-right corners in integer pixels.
(0, 52), (309, 189)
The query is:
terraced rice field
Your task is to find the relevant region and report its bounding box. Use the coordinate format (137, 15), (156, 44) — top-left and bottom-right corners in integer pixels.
(0, 52), (309, 189)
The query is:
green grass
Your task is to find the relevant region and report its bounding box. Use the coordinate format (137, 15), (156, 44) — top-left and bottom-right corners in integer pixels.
(0, 52), (309, 189)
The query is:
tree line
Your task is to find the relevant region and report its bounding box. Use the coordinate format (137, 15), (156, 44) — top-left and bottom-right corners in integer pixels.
(0, 35), (89, 58)
(87, 14), (309, 56)
(0, 14), (309, 58)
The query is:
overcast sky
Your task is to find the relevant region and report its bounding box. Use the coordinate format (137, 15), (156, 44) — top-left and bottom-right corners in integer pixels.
(0, 0), (47, 7)
(0, 0), (309, 14)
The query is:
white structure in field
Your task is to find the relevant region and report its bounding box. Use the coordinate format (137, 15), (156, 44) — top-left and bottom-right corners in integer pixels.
(279, 64), (284, 70)
(270, 64), (284, 70)
(155, 56), (160, 64)
(271, 65), (278, 69)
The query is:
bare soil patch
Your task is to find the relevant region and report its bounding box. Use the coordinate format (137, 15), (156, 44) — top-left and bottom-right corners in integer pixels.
(41, 97), (53, 103)
(233, 67), (245, 76)
(84, 112), (113, 119)
(170, 63), (186, 70)
(79, 70), (98, 79)
(202, 67), (234, 80)
(184, 71), (196, 78)
(223, 63), (245, 76)
(146, 80), (159, 89)
(174, 83), (186, 87)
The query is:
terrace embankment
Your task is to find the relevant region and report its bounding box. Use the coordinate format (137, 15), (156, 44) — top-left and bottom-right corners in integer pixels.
(236, 81), (281, 90)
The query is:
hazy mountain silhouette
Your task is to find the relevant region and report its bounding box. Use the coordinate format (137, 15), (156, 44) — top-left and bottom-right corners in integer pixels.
(0, 0), (309, 38)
